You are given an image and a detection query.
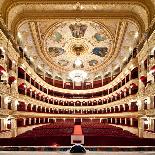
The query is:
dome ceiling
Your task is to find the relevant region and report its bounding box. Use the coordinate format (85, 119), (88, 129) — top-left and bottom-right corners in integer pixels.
(44, 20), (113, 72)
(1, 0), (152, 82)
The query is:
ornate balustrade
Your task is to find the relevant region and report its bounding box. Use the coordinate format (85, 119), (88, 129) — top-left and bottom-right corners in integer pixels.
(18, 93), (138, 111)
(12, 110), (138, 118)
(19, 57), (138, 93)
(17, 77), (138, 101)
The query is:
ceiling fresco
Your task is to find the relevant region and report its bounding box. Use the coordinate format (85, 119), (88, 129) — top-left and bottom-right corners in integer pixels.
(44, 21), (113, 74)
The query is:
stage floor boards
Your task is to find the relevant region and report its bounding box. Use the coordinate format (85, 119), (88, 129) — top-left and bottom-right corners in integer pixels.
(0, 151), (155, 155)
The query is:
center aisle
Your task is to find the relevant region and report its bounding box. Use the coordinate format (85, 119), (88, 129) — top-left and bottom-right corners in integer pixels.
(73, 125), (83, 135)
(71, 125), (84, 144)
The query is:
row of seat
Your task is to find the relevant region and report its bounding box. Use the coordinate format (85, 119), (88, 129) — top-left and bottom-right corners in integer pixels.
(81, 122), (113, 128)
(81, 123), (137, 138)
(17, 123), (74, 138)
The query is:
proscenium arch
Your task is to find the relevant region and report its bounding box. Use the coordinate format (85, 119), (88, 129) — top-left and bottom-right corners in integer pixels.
(0, 0), (154, 24)
(12, 11), (144, 42)
(0, 0), (153, 31)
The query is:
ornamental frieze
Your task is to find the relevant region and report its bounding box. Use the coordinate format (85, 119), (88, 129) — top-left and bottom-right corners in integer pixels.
(0, 83), (10, 94)
(145, 109), (155, 116)
(12, 111), (138, 119)
(145, 83), (155, 96)
(18, 57), (139, 94)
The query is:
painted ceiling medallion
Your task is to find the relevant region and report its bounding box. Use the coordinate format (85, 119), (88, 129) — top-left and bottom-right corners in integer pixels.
(72, 44), (85, 56)
(67, 38), (89, 56)
(89, 60), (98, 66)
(48, 47), (65, 57)
(44, 20), (112, 74)
(92, 47), (108, 57)
(58, 60), (69, 66)
(94, 33), (106, 42)
(69, 23), (87, 38)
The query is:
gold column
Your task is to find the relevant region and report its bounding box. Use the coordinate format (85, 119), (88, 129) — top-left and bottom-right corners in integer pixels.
(138, 117), (144, 138)
(11, 118), (17, 137)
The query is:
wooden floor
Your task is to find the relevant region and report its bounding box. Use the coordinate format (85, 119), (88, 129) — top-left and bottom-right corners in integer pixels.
(0, 151), (154, 155)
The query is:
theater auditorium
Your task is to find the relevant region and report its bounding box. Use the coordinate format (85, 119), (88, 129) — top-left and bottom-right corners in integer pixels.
(0, 0), (155, 153)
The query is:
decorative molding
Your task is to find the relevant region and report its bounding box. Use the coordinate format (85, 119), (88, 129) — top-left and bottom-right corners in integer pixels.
(0, 83), (10, 94)
(1, 0), (151, 30)
(13, 110), (138, 119)
(18, 77), (139, 100)
(17, 93), (138, 111)
(18, 57), (138, 94)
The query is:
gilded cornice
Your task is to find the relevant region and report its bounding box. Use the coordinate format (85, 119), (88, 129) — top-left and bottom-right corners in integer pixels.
(12, 12), (144, 38)
(137, 30), (155, 63)
(144, 109), (155, 117)
(13, 110), (138, 119)
(0, 83), (10, 95)
(0, 108), (14, 117)
(1, 0), (153, 29)
(0, 30), (20, 62)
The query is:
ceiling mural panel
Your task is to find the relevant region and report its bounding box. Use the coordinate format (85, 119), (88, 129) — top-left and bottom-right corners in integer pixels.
(89, 60), (98, 66)
(69, 23), (88, 38)
(94, 33), (107, 42)
(48, 47), (65, 57)
(92, 47), (108, 57)
(58, 60), (69, 67)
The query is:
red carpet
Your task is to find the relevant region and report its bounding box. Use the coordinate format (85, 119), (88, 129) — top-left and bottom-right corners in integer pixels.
(73, 125), (83, 135)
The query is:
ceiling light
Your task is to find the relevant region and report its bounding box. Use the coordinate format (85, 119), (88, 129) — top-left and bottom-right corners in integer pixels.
(74, 58), (82, 66)
(134, 32), (139, 38)
(30, 57), (34, 62)
(123, 57), (127, 61)
(0, 47), (5, 53)
(129, 47), (132, 52)
(38, 65), (42, 69)
(144, 119), (149, 125)
(24, 47), (27, 52)
(69, 70), (87, 82)
(18, 32), (22, 38)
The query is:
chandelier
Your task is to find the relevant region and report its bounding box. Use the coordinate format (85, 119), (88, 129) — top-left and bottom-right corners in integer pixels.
(69, 70), (87, 82)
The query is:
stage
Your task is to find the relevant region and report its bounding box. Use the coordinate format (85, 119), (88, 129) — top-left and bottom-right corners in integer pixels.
(0, 151), (154, 155)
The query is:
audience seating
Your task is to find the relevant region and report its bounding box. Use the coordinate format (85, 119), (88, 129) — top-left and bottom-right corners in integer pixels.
(17, 123), (74, 138)
(0, 122), (155, 146)
(81, 122), (137, 138)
